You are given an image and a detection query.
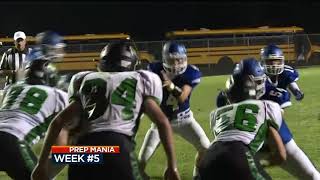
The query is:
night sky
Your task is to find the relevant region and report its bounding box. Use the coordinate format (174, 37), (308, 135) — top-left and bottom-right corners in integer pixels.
(0, 1), (319, 41)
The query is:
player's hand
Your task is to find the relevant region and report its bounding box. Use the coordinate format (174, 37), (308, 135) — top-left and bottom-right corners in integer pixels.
(164, 167), (181, 180)
(15, 68), (25, 81)
(161, 70), (174, 91)
(295, 90), (304, 101)
(161, 70), (170, 81)
(31, 163), (49, 180)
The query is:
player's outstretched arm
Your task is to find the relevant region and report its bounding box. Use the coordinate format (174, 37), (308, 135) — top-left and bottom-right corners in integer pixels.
(288, 82), (304, 101)
(31, 101), (82, 180)
(143, 97), (180, 180)
(46, 127), (69, 178)
(266, 126), (287, 166)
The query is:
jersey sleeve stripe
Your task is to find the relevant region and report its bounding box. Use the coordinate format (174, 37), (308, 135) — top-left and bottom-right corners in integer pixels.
(280, 101), (292, 109)
(192, 78), (201, 84)
(267, 120), (279, 130)
(56, 91), (68, 110)
(275, 88), (287, 92)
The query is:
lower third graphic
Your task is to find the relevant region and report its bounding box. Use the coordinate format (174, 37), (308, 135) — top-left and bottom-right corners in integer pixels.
(51, 146), (120, 164)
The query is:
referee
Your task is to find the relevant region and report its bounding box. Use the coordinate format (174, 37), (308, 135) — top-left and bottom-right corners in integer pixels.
(0, 31), (32, 87)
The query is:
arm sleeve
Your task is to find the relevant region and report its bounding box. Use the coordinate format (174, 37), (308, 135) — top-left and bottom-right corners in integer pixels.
(287, 68), (299, 83)
(186, 65), (201, 88)
(289, 81), (301, 92)
(265, 101), (283, 130)
(210, 110), (218, 137)
(277, 88), (292, 109)
(210, 110), (217, 130)
(68, 71), (91, 103)
(55, 89), (69, 112)
(139, 70), (163, 105)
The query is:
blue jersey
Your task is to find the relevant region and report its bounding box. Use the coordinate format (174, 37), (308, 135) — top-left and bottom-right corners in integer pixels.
(269, 65), (299, 89)
(216, 81), (291, 109)
(148, 62), (201, 120)
(262, 80), (292, 109)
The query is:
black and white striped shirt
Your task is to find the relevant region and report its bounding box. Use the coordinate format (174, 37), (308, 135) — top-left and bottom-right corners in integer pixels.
(0, 47), (32, 86)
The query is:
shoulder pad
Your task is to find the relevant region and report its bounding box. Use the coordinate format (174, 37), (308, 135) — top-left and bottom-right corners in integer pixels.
(189, 64), (199, 71)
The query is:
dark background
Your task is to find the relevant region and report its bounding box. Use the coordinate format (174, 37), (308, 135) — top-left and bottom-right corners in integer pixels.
(0, 1), (318, 41)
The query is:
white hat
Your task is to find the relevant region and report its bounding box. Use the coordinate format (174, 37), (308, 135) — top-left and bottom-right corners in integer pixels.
(13, 31), (26, 41)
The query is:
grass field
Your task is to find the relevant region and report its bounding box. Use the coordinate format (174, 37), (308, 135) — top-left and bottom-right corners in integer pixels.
(1, 66), (320, 180)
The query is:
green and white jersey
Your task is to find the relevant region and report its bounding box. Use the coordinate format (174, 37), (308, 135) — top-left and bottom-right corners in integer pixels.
(65, 71), (94, 133)
(0, 83), (68, 145)
(76, 70), (162, 137)
(68, 71), (94, 103)
(210, 99), (282, 153)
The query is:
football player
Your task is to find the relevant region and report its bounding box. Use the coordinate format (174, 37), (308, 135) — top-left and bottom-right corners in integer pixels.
(260, 44), (304, 101)
(199, 58), (286, 180)
(0, 44), (68, 180)
(217, 60), (320, 179)
(138, 41), (210, 179)
(32, 42), (181, 180)
(34, 30), (66, 62)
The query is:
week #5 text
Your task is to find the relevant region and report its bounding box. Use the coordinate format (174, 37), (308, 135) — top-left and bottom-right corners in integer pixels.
(51, 146), (120, 164)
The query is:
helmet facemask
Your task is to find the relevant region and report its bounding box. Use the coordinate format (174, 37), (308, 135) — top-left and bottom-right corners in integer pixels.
(45, 63), (59, 87)
(42, 43), (66, 62)
(24, 60), (59, 87)
(35, 31), (66, 62)
(246, 74), (267, 99)
(226, 73), (266, 101)
(163, 53), (187, 77)
(98, 42), (139, 72)
(119, 45), (139, 71)
(263, 57), (284, 75)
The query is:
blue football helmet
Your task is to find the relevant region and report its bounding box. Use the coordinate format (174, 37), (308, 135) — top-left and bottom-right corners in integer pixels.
(24, 48), (59, 86)
(99, 42), (139, 72)
(35, 31), (66, 61)
(260, 44), (285, 75)
(162, 41), (188, 76)
(227, 58), (266, 101)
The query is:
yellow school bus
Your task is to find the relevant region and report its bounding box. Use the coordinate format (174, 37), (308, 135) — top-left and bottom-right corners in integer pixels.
(0, 33), (155, 71)
(0, 33), (131, 43)
(166, 26), (318, 73)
